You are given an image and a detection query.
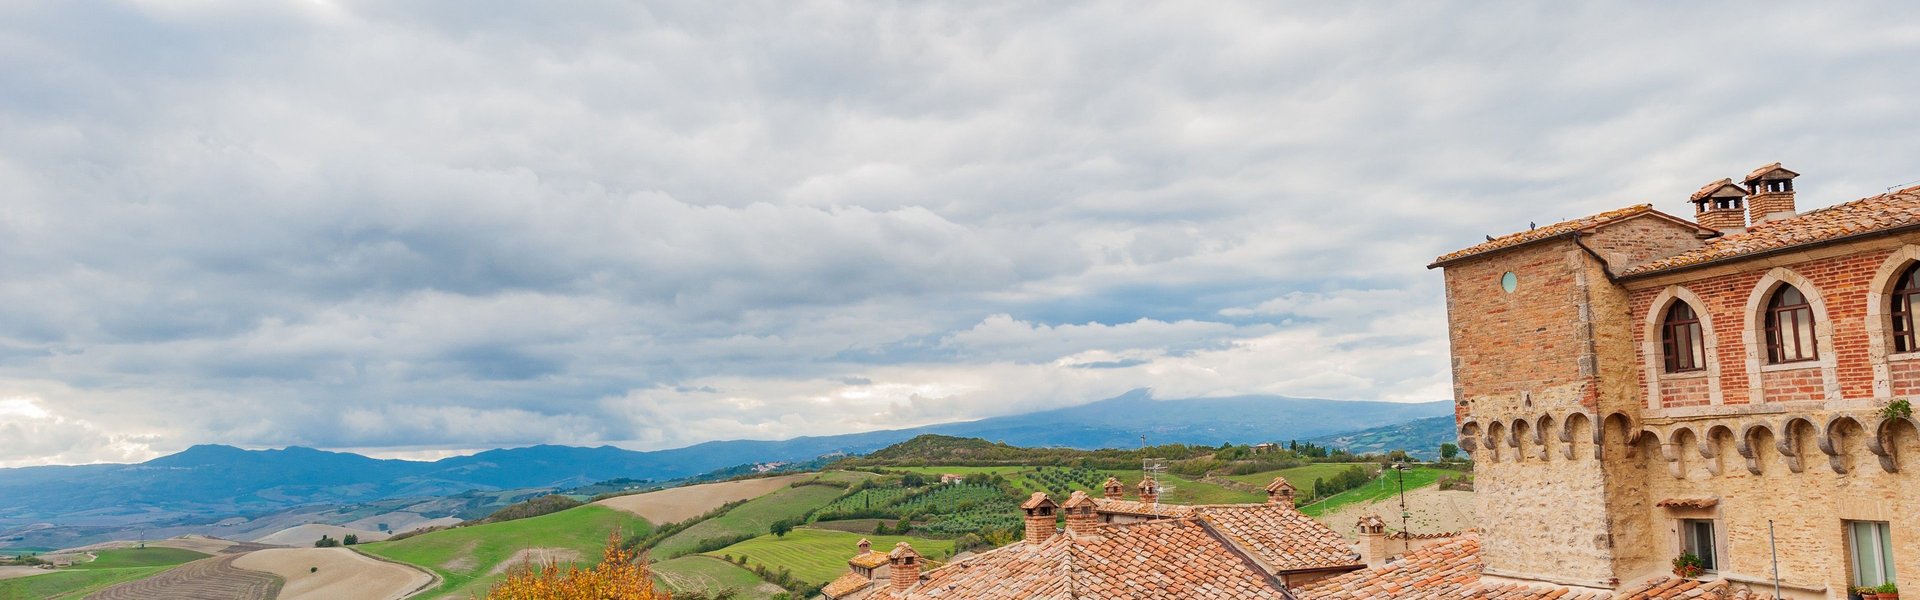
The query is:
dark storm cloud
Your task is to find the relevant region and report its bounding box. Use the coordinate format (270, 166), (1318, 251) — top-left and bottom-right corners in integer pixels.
(4, 1), (1920, 465)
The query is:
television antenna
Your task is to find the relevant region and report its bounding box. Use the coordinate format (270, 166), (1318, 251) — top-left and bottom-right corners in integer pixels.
(1141, 458), (1173, 504)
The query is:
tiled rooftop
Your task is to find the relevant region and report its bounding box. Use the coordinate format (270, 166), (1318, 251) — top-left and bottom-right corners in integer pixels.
(1429, 204), (1664, 266)
(1193, 504), (1361, 572)
(1090, 498), (1195, 519)
(889, 519), (1294, 599)
(1622, 185), (1920, 276)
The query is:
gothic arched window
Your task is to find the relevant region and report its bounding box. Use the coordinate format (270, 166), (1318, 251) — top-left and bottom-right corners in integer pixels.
(1893, 264), (1920, 353)
(1661, 302), (1705, 373)
(1765, 285), (1817, 364)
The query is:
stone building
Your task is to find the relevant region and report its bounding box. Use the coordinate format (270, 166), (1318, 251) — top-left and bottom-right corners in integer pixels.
(819, 477), (1364, 599)
(1308, 164), (1918, 599)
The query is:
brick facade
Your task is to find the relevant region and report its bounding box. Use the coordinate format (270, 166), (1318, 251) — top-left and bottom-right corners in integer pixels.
(1435, 171), (1920, 599)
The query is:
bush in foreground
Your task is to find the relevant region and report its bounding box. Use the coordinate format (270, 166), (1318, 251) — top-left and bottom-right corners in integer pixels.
(487, 533), (667, 600)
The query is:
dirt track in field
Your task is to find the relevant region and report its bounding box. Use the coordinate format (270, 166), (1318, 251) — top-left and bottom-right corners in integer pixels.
(85, 554), (281, 600)
(593, 474), (809, 523)
(232, 547), (432, 600)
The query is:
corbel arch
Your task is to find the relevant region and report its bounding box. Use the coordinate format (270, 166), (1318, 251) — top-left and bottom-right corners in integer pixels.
(1533, 414), (1556, 461)
(1642, 285), (1725, 409)
(1777, 416), (1819, 473)
(1865, 245), (1920, 397)
(1740, 267), (1841, 404)
(1560, 412), (1594, 460)
(1737, 421), (1774, 475)
(1457, 420), (1482, 456)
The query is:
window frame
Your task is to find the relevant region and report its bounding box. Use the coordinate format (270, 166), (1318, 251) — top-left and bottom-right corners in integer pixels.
(1661, 302), (1707, 373)
(1849, 520), (1896, 589)
(1680, 519), (1718, 571)
(1765, 285), (1819, 364)
(1894, 264), (1920, 354)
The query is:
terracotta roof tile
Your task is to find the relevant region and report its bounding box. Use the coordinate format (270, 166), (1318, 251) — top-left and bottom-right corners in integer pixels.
(1192, 504), (1360, 572)
(1431, 205), (1665, 266)
(850, 550), (891, 569)
(1090, 498), (1193, 519)
(885, 519), (1294, 599)
(1623, 186), (1920, 276)
(823, 571), (876, 598)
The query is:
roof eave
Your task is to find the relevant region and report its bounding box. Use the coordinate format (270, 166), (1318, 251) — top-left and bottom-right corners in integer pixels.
(1619, 221), (1920, 281)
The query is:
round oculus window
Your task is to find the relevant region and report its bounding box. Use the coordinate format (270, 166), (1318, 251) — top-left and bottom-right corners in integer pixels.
(1500, 272), (1517, 293)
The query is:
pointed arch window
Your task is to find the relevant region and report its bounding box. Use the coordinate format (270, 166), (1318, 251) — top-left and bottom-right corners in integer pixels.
(1893, 264), (1920, 353)
(1765, 285), (1817, 364)
(1661, 302), (1706, 373)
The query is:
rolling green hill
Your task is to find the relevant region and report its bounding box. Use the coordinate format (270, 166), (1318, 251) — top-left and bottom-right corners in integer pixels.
(651, 482), (850, 559)
(652, 555), (780, 600)
(360, 504), (651, 599)
(704, 528), (956, 586)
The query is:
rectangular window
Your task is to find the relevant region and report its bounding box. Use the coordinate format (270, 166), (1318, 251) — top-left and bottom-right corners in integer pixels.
(1682, 519), (1717, 570)
(1850, 521), (1896, 588)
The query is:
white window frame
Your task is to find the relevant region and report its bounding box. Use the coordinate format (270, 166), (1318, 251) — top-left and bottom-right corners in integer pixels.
(1849, 520), (1896, 588)
(1680, 519), (1718, 571)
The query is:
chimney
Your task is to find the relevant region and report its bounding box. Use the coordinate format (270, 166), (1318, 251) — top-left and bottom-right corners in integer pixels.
(1356, 515), (1391, 568)
(888, 542), (921, 592)
(857, 538), (872, 556)
(1020, 492), (1058, 544)
(1690, 178), (1749, 235)
(1137, 476), (1159, 505)
(1743, 162), (1800, 225)
(1265, 477), (1296, 505)
(1101, 476), (1125, 500)
(1061, 490), (1099, 536)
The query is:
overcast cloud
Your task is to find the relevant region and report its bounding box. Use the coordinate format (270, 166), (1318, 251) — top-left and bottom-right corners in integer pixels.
(4, 2), (1920, 466)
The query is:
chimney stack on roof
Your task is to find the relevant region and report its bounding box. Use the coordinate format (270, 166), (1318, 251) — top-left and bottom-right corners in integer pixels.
(1744, 162), (1800, 225)
(1101, 476), (1125, 500)
(1137, 476), (1159, 505)
(1021, 492), (1058, 544)
(1690, 178), (1750, 235)
(858, 538), (872, 555)
(1265, 477), (1296, 505)
(888, 542), (921, 592)
(1062, 490), (1099, 536)
(1356, 514), (1392, 568)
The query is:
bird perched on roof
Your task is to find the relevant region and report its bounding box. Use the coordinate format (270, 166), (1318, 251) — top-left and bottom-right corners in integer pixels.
(1529, 221), (1536, 230)
(1485, 235), (1495, 241)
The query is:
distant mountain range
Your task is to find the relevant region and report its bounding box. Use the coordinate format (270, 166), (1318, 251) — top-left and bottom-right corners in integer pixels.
(1305, 415), (1458, 459)
(0, 390), (1448, 533)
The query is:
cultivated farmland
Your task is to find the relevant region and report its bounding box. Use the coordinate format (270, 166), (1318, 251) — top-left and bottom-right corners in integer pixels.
(86, 554), (282, 600)
(703, 528), (955, 586)
(231, 547), (432, 600)
(358, 504), (651, 599)
(0, 547), (213, 600)
(594, 474), (812, 524)
(651, 555), (784, 600)
(649, 482), (848, 559)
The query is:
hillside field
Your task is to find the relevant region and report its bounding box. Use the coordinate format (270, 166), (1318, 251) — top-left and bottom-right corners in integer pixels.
(704, 528), (956, 586)
(359, 504), (651, 599)
(651, 482), (849, 559)
(0, 547), (212, 600)
(1225, 463), (1379, 495)
(1298, 466), (1449, 517)
(882, 466), (1264, 505)
(652, 555), (782, 600)
(594, 474), (812, 524)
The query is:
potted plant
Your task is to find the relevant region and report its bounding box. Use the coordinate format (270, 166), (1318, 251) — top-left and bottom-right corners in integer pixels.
(1671, 553), (1705, 579)
(1878, 582), (1899, 600)
(1860, 586), (1881, 600)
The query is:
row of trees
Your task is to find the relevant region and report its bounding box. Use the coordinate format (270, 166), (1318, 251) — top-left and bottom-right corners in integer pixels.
(313, 534), (359, 547)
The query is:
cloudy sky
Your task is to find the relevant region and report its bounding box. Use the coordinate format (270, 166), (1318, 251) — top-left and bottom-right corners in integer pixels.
(5, 2), (1920, 466)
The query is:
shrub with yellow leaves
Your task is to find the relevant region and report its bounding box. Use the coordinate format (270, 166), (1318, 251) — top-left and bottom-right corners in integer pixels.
(484, 532), (669, 600)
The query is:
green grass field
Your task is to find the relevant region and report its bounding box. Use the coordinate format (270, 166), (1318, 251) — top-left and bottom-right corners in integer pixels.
(1225, 463), (1379, 495)
(704, 527), (956, 586)
(1298, 466), (1447, 517)
(0, 547), (211, 600)
(651, 483), (848, 559)
(69, 547), (210, 570)
(360, 504), (652, 599)
(883, 466), (1263, 505)
(652, 555), (778, 600)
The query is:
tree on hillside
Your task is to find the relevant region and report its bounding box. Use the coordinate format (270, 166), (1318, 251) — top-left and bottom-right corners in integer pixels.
(1440, 443), (1460, 461)
(314, 535), (339, 548)
(487, 533), (666, 600)
(343, 534), (359, 546)
(900, 472), (927, 487)
(771, 519), (794, 538)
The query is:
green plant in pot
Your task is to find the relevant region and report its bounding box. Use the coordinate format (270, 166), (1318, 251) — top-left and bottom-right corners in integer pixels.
(1671, 553), (1705, 579)
(1878, 582), (1899, 600)
(1860, 586), (1882, 600)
